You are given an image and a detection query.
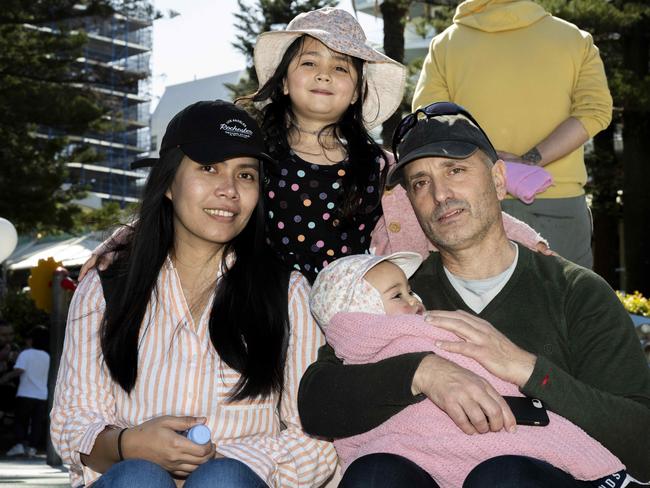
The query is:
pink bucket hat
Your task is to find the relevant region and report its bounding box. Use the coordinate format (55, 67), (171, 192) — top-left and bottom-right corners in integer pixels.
(310, 252), (423, 328)
(254, 7), (407, 130)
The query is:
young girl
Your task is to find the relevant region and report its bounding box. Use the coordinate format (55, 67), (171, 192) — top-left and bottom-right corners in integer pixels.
(247, 7), (546, 282)
(51, 101), (336, 488)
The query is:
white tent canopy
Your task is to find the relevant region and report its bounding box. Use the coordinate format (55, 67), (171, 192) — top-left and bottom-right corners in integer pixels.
(5, 233), (104, 271)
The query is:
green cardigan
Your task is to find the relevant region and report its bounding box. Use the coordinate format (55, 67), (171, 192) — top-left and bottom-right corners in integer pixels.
(298, 245), (650, 480)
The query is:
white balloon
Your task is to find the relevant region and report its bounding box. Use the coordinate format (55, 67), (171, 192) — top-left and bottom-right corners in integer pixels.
(0, 218), (18, 264)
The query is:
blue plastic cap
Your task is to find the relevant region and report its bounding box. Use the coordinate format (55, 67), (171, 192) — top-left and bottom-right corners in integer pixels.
(187, 424), (211, 445)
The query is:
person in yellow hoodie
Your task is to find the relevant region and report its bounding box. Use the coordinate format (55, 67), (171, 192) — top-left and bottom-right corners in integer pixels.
(412, 0), (612, 269)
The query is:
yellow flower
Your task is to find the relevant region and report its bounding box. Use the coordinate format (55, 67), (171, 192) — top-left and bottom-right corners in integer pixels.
(616, 291), (650, 317)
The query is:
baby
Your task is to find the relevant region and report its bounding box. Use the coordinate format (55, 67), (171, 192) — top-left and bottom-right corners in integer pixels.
(309, 252), (625, 488)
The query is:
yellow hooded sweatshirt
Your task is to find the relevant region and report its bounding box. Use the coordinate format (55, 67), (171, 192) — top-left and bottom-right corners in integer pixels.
(412, 0), (613, 198)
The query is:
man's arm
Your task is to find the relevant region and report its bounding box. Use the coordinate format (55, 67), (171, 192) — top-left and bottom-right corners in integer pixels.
(298, 342), (517, 438)
(498, 117), (589, 167)
(523, 271), (650, 482)
(297, 343), (428, 438)
(431, 274), (650, 481)
(500, 32), (612, 168)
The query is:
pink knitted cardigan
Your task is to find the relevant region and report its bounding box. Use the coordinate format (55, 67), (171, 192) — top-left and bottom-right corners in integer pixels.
(324, 312), (624, 488)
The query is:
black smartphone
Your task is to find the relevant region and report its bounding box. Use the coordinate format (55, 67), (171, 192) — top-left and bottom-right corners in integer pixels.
(503, 396), (549, 426)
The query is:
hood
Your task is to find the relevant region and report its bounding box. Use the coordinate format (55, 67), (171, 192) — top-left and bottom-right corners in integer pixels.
(453, 0), (549, 32)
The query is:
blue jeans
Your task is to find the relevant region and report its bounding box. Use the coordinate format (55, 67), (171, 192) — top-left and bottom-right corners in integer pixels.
(91, 458), (268, 488)
(463, 455), (626, 488)
(338, 454), (626, 488)
(339, 453), (440, 488)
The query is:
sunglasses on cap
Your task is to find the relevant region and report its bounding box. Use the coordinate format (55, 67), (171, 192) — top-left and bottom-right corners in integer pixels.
(391, 101), (497, 161)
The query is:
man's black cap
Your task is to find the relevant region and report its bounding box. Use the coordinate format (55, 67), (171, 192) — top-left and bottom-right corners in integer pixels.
(387, 114), (498, 187)
(132, 100), (273, 169)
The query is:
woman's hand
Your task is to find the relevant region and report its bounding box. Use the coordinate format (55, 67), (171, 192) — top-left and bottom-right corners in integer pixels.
(123, 416), (216, 478)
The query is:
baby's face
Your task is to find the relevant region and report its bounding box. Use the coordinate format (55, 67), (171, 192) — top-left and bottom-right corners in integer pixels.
(364, 261), (424, 316)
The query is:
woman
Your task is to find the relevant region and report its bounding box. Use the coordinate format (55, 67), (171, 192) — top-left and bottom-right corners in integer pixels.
(51, 100), (336, 488)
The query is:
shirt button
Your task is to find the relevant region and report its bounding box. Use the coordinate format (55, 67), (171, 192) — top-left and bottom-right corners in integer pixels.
(388, 222), (401, 233)
(384, 187), (394, 196)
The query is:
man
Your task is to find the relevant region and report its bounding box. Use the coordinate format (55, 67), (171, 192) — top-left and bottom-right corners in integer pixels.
(412, 0), (613, 268)
(298, 104), (650, 487)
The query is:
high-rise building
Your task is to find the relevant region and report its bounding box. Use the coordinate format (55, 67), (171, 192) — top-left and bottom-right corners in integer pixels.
(65, 4), (154, 207)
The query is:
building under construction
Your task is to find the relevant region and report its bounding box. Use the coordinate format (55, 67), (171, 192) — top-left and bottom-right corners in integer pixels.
(65, 3), (154, 207)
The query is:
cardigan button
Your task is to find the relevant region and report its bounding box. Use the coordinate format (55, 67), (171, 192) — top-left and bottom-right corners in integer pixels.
(388, 222), (401, 233)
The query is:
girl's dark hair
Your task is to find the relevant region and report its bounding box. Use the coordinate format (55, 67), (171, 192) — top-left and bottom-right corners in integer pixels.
(98, 148), (290, 400)
(28, 325), (49, 352)
(243, 35), (387, 223)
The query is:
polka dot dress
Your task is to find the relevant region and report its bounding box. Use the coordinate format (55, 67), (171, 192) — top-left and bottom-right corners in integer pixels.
(264, 151), (383, 283)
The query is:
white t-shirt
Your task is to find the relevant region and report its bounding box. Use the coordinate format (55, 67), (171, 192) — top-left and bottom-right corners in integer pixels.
(444, 242), (519, 314)
(15, 348), (50, 400)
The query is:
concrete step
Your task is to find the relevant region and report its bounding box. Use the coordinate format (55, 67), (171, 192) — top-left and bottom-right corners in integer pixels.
(0, 455), (70, 487)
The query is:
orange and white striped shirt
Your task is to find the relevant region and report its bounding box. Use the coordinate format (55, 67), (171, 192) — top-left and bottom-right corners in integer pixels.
(50, 260), (337, 487)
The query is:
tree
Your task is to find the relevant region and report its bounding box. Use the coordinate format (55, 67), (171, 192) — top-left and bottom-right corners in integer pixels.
(0, 1), (150, 235)
(373, 0), (456, 144)
(0, 288), (50, 340)
(377, 1), (411, 144)
(227, 0), (339, 101)
(73, 201), (138, 233)
(535, 0), (650, 293)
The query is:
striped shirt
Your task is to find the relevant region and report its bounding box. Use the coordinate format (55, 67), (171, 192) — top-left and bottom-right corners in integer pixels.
(50, 259), (337, 487)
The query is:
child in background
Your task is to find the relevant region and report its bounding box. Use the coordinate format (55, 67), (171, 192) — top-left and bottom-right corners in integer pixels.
(0, 325), (49, 458)
(308, 253), (626, 488)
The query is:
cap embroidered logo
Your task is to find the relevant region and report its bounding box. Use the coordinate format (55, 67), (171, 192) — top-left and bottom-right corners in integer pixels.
(220, 119), (253, 139)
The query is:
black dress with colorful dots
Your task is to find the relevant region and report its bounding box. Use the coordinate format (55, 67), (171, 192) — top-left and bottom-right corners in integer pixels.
(264, 151), (383, 283)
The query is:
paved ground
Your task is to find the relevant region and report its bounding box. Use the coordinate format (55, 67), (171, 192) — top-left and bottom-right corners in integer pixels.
(0, 455), (70, 487)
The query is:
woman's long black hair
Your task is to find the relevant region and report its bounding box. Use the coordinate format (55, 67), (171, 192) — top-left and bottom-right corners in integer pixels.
(243, 35), (388, 223)
(99, 148), (290, 401)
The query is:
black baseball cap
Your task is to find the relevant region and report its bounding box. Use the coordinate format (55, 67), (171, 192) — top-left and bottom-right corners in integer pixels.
(387, 113), (498, 187)
(131, 100), (274, 169)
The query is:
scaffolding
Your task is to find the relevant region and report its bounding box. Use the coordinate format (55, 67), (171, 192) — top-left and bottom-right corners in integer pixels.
(65, 3), (154, 206)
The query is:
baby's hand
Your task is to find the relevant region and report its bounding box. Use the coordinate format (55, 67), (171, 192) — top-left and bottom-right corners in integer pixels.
(78, 252), (115, 281)
(535, 241), (557, 256)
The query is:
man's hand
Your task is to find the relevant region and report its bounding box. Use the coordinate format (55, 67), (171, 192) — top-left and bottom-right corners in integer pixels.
(425, 310), (537, 388)
(412, 354), (517, 435)
(124, 416), (216, 478)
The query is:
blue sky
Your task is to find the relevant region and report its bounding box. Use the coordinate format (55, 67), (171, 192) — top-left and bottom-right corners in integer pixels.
(151, 0), (383, 106)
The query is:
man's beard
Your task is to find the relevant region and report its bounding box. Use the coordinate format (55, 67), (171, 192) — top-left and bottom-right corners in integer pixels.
(420, 192), (500, 251)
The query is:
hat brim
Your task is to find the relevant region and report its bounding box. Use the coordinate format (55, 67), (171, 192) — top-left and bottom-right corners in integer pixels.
(254, 31), (406, 130)
(387, 142), (480, 187)
(375, 251), (423, 279)
(181, 140), (276, 166)
(130, 145), (276, 170)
